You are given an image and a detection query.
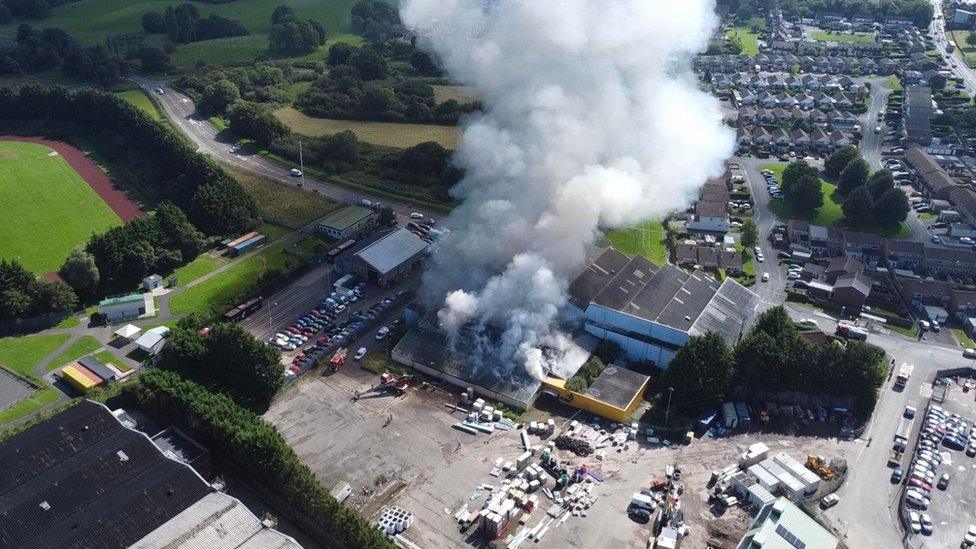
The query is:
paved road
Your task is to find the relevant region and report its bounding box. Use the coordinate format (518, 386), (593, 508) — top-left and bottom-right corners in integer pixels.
(859, 84), (891, 171)
(780, 303), (964, 548)
(738, 157), (788, 307)
(129, 76), (431, 222)
(931, 2), (976, 93)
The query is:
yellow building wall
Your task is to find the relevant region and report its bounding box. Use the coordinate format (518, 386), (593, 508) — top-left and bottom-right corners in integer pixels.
(543, 377), (648, 423)
(61, 366), (96, 392)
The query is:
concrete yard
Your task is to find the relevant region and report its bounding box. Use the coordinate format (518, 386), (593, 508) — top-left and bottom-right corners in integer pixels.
(265, 365), (860, 548)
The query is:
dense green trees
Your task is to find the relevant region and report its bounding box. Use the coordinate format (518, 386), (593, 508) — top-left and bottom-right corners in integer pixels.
(839, 157), (870, 193)
(662, 332), (736, 413)
(842, 185), (874, 220)
(59, 246), (99, 299)
(741, 218), (758, 248)
(226, 100), (289, 146)
(874, 187), (911, 226)
(781, 160), (823, 214)
(0, 259), (77, 320)
(0, 85), (261, 236)
(824, 145), (859, 179)
(662, 307), (888, 418)
(351, 0), (402, 43)
(156, 4), (246, 44)
(198, 78), (240, 115)
(122, 369), (394, 548)
(141, 11), (166, 34)
(269, 18), (326, 55)
(399, 141), (450, 175)
(867, 169), (895, 199)
(86, 202), (205, 292)
(163, 322), (282, 409)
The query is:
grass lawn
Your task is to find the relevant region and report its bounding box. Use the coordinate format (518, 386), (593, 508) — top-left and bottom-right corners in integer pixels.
(93, 349), (130, 372)
(294, 234), (331, 255)
(431, 85), (482, 104)
(884, 76), (903, 91)
(274, 106), (461, 149)
(54, 314), (80, 329)
(171, 255), (227, 285)
(725, 27), (760, 56)
(0, 334), (71, 425)
(45, 336), (102, 373)
(169, 238), (293, 315)
(0, 141), (122, 273)
(605, 220), (668, 265)
(811, 31), (876, 43)
(227, 166), (341, 228)
(950, 31), (976, 68)
(109, 82), (161, 120)
(889, 323), (918, 338)
(761, 163), (910, 238)
(954, 327), (976, 349)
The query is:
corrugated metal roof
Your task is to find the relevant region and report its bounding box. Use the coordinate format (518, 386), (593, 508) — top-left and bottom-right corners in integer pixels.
(318, 205), (374, 231)
(355, 228), (429, 275)
(99, 293), (145, 307)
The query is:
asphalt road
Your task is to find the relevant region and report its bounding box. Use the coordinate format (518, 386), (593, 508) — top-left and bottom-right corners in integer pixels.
(738, 157), (788, 307)
(930, 2), (976, 93)
(129, 76), (430, 222)
(858, 84), (891, 171)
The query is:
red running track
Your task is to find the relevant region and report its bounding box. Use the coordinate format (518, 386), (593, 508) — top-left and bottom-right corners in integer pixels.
(0, 135), (145, 222)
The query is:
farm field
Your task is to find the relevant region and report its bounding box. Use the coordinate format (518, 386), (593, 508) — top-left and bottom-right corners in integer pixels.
(228, 166), (341, 228)
(0, 334), (71, 425)
(0, 0), (359, 69)
(762, 163), (910, 238)
(0, 140), (122, 273)
(431, 85), (482, 104)
(274, 107), (462, 149)
(605, 220), (668, 266)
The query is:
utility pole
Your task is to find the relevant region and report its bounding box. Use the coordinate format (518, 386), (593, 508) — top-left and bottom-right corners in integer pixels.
(664, 387), (675, 427)
(299, 140), (306, 187)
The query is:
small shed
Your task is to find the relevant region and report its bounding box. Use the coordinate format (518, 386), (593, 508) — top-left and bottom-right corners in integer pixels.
(135, 326), (170, 355)
(115, 324), (141, 341)
(143, 274), (163, 291)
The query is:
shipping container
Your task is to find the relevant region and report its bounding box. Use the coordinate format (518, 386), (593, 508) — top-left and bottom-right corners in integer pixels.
(224, 231), (259, 249)
(734, 402), (751, 429)
(722, 402), (738, 429)
(230, 234), (267, 256)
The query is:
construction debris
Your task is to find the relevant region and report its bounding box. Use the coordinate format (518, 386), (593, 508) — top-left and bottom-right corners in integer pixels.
(377, 506), (415, 537)
(554, 434), (593, 456)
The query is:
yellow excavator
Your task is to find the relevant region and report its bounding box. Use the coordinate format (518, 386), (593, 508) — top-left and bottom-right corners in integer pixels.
(807, 454), (836, 480)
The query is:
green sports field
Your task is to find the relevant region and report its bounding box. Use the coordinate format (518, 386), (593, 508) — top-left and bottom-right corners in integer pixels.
(0, 141), (122, 274)
(0, 0), (360, 68)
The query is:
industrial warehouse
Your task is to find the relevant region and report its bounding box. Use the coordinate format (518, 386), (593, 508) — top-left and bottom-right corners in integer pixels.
(568, 247), (761, 366)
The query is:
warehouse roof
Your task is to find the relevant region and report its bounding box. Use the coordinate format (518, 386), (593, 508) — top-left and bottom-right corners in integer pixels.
(592, 255), (660, 311)
(567, 247), (631, 310)
(0, 401), (211, 549)
(585, 365), (650, 410)
(739, 497), (838, 549)
(131, 492), (301, 549)
(317, 205), (375, 231)
(355, 228), (429, 275)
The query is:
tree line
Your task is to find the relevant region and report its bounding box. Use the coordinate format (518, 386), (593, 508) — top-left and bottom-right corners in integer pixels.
(723, 0), (933, 29)
(0, 259), (76, 321)
(0, 0), (79, 21)
(115, 368), (394, 549)
(141, 4), (248, 44)
(662, 306), (888, 418)
(268, 5), (326, 55)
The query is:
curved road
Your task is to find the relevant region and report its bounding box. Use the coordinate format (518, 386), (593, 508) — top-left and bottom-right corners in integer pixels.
(931, 0), (976, 93)
(130, 76), (434, 222)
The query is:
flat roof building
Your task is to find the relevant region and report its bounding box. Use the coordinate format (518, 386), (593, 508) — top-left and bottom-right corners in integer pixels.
(353, 228), (429, 287)
(317, 205), (376, 240)
(543, 364), (650, 422)
(99, 293), (150, 324)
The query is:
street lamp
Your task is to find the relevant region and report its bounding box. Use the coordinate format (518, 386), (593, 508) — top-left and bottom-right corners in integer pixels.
(664, 387), (675, 427)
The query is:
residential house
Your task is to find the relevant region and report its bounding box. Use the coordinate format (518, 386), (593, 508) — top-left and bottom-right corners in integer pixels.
(810, 127), (832, 149)
(883, 239), (926, 271)
(738, 108), (757, 125)
(771, 127), (791, 148)
(753, 127), (772, 145)
(824, 256), (865, 284)
(830, 130), (851, 148)
(903, 86), (934, 145)
(924, 246), (976, 278)
(833, 274), (872, 310)
(897, 277), (952, 320)
(843, 231), (882, 266)
(947, 187), (976, 226)
(904, 146), (955, 199)
(788, 220), (811, 247)
(792, 129), (811, 148)
(808, 109), (829, 125)
(809, 225), (845, 256)
(736, 127), (753, 149)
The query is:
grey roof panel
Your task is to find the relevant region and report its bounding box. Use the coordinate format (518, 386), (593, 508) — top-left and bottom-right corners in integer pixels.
(592, 256), (659, 311)
(689, 279), (762, 341)
(355, 228), (429, 275)
(567, 247), (631, 309)
(622, 264), (689, 322)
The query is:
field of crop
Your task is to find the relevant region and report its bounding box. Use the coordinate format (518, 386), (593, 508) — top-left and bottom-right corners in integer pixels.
(0, 0), (360, 68)
(275, 107), (462, 149)
(0, 141), (122, 273)
(228, 166), (341, 228)
(432, 85), (482, 104)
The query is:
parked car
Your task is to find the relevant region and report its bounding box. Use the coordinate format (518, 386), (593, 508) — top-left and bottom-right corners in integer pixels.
(964, 525), (976, 546)
(891, 467), (903, 483)
(938, 473), (950, 489)
(909, 510), (922, 534)
(820, 493), (839, 509)
(354, 347), (367, 360)
(761, 272), (769, 282)
(290, 168), (303, 177)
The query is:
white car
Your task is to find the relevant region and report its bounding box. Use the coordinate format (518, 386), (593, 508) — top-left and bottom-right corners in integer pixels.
(410, 212), (424, 219)
(820, 493), (839, 509)
(756, 254), (764, 263)
(354, 346), (367, 360)
(909, 511), (921, 534)
(919, 320), (931, 330)
(799, 318), (818, 327)
(762, 272), (770, 282)
(290, 168), (303, 177)
(965, 525), (976, 546)
(375, 326), (390, 340)
(965, 348), (976, 359)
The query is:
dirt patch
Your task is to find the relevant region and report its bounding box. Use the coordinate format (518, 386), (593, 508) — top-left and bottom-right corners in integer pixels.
(0, 134), (145, 222)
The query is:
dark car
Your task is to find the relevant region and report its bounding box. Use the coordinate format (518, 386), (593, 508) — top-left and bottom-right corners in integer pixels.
(891, 467), (903, 483)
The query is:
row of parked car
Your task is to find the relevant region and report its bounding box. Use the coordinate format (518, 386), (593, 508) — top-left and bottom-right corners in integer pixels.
(760, 169), (783, 199)
(899, 405), (972, 536)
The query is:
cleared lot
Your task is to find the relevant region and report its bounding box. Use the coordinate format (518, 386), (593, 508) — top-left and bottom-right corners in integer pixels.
(265, 365), (858, 548)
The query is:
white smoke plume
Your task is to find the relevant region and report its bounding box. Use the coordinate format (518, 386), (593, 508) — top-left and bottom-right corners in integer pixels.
(402, 0), (734, 383)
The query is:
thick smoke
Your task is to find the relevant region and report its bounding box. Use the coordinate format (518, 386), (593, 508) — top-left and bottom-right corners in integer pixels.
(403, 0), (734, 383)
